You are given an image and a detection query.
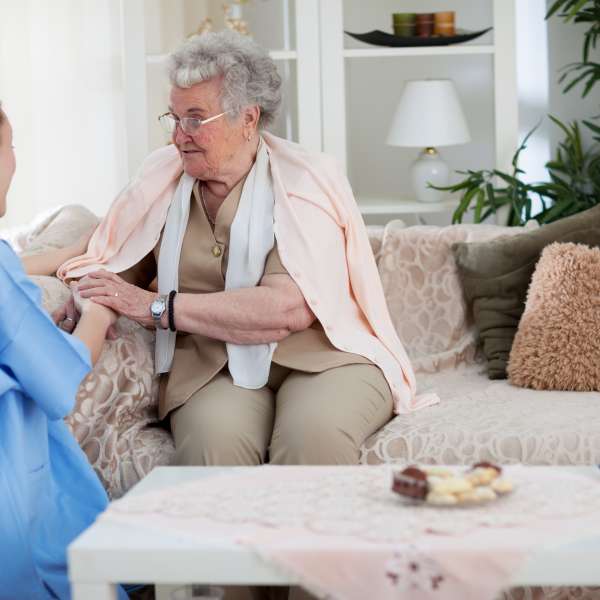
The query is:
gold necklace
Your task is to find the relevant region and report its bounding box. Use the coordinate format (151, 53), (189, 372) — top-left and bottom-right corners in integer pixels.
(199, 183), (215, 226)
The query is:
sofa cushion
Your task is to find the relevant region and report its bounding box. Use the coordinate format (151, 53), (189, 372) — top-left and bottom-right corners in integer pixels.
(453, 204), (600, 380)
(360, 363), (600, 466)
(377, 220), (536, 373)
(508, 242), (600, 391)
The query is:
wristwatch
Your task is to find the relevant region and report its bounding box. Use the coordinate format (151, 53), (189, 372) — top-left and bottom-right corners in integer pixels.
(150, 294), (168, 329)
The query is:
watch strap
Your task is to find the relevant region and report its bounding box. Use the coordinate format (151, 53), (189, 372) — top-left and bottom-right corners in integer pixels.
(168, 290), (177, 332)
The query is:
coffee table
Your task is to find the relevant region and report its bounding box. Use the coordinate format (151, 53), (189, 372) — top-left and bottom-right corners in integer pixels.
(68, 466), (600, 600)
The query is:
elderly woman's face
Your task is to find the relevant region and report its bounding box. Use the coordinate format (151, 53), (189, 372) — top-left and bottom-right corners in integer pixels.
(0, 111), (16, 217)
(169, 78), (247, 180)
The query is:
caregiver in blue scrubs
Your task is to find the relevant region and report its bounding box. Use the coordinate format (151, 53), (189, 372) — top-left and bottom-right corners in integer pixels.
(0, 105), (128, 599)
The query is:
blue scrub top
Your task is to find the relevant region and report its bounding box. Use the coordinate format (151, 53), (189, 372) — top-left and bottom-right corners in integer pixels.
(0, 241), (126, 600)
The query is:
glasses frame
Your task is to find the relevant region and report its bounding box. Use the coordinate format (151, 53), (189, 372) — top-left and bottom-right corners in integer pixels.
(158, 110), (231, 135)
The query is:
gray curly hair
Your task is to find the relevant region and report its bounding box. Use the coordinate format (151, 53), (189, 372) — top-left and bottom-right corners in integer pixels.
(167, 31), (282, 129)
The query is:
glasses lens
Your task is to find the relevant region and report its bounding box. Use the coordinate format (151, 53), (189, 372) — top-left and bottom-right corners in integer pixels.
(159, 114), (177, 133)
(180, 118), (201, 135)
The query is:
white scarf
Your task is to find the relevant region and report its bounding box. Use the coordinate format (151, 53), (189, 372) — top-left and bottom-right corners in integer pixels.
(155, 138), (277, 388)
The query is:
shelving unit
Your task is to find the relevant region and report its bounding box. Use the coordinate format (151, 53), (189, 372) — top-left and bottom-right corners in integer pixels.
(358, 197), (459, 216)
(146, 49), (299, 64)
(320, 0), (517, 175)
(343, 45), (495, 58)
(121, 0), (518, 223)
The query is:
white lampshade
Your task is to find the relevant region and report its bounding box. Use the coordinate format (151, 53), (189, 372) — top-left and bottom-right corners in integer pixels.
(386, 79), (471, 148)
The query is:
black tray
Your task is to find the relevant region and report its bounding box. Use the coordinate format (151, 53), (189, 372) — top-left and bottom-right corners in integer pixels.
(344, 27), (492, 48)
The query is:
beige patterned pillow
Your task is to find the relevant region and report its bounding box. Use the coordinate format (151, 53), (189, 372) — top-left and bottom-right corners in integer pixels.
(17, 204), (99, 256)
(378, 220), (538, 372)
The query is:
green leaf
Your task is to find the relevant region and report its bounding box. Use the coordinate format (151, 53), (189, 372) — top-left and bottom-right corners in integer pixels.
(566, 0), (591, 21)
(452, 186), (479, 224)
(583, 119), (600, 135)
(546, 0), (572, 18)
(541, 199), (576, 223)
(473, 189), (485, 223)
(493, 171), (524, 187)
(485, 182), (496, 211)
(582, 71), (600, 97)
(548, 115), (572, 138)
(563, 68), (596, 93)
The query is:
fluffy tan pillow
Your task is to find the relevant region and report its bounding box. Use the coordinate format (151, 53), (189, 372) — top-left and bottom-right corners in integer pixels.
(378, 219), (537, 372)
(508, 242), (600, 391)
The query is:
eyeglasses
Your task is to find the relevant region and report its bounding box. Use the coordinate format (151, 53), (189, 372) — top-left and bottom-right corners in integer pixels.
(158, 110), (231, 135)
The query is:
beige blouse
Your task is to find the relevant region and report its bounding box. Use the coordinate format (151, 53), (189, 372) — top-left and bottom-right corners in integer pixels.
(120, 177), (370, 418)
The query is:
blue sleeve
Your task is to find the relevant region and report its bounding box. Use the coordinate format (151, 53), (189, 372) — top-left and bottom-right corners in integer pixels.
(0, 241), (91, 420)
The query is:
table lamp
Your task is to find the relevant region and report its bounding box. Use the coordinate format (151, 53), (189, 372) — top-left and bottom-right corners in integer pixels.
(386, 79), (471, 203)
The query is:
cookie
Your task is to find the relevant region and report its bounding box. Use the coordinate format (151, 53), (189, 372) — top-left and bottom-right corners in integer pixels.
(426, 492), (458, 506)
(491, 478), (513, 495)
(430, 476), (473, 495)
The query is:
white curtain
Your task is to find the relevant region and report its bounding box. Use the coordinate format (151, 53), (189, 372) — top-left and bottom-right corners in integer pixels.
(0, 0), (128, 230)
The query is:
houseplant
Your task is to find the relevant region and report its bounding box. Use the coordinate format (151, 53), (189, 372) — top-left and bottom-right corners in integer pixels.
(438, 117), (600, 226)
(437, 2), (600, 226)
(546, 0), (600, 98)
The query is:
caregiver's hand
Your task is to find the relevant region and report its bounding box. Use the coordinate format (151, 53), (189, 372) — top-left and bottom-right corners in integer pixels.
(52, 293), (79, 334)
(77, 270), (156, 329)
(52, 285), (119, 340)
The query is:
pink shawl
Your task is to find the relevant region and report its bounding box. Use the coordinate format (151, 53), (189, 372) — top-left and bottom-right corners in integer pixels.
(58, 133), (438, 413)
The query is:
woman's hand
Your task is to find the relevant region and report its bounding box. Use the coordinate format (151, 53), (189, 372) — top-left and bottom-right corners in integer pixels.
(77, 270), (156, 328)
(52, 293), (80, 334)
(71, 282), (118, 327)
(52, 284), (119, 339)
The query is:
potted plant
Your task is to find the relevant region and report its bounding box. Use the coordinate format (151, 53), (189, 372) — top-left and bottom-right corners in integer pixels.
(436, 1), (600, 226)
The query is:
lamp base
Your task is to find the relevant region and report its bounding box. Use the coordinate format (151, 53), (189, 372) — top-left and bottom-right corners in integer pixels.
(411, 147), (449, 203)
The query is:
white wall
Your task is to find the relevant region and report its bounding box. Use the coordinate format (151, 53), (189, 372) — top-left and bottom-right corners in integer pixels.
(516, 0), (551, 188)
(0, 0), (127, 229)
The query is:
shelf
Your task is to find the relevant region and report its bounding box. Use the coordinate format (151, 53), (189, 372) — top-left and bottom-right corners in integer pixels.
(269, 49), (298, 61)
(343, 44), (495, 58)
(358, 197), (459, 215)
(146, 49), (297, 65)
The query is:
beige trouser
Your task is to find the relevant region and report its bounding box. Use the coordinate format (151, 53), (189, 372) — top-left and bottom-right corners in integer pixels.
(170, 363), (393, 600)
(170, 363), (393, 467)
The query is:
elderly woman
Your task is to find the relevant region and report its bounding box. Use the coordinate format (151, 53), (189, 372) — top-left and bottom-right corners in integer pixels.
(58, 31), (434, 468)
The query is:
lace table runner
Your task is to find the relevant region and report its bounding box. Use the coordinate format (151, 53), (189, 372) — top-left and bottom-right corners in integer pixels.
(105, 466), (600, 600)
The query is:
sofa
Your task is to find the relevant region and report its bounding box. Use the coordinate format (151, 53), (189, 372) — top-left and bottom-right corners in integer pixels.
(7, 204), (600, 493)
(6, 205), (600, 599)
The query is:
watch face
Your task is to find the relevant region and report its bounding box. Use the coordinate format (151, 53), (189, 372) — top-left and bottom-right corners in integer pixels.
(150, 299), (165, 317)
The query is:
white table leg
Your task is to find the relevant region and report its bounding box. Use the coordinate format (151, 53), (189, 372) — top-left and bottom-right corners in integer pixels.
(71, 582), (118, 600)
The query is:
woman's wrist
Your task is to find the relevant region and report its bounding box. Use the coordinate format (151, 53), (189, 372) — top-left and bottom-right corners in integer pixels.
(82, 302), (117, 328)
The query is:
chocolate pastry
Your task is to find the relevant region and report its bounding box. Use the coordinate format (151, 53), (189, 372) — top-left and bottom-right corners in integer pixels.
(401, 466), (427, 480)
(472, 462), (502, 474)
(392, 466), (429, 499)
